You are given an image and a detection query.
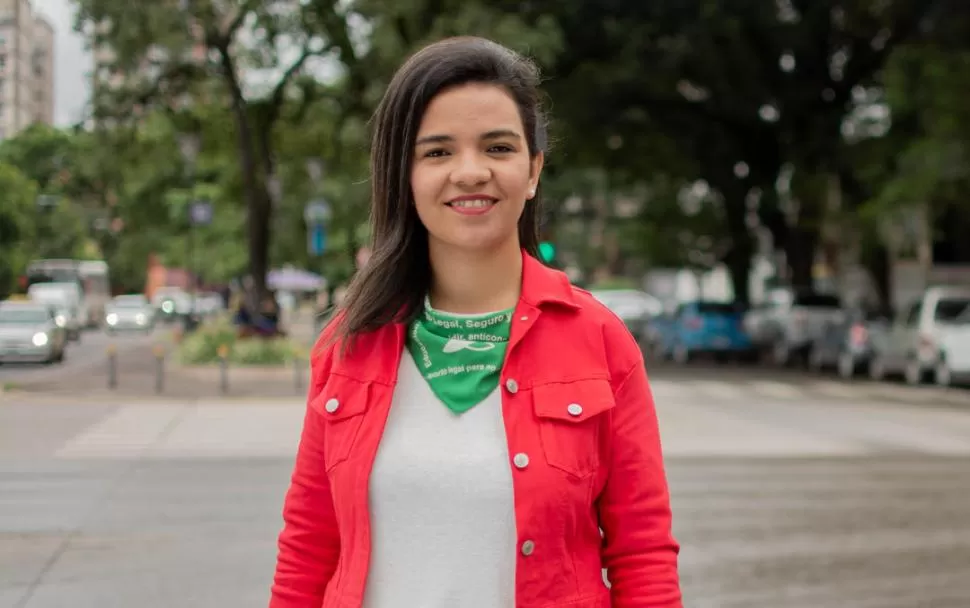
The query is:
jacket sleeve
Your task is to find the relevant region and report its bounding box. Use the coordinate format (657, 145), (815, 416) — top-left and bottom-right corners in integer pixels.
(269, 344), (341, 607)
(599, 354), (682, 607)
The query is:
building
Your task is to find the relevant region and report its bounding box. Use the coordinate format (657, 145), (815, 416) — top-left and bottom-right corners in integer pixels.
(0, 0), (54, 140)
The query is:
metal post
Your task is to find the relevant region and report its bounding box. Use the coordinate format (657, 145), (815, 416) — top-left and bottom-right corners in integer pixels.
(189, 221), (197, 331)
(294, 357), (304, 393)
(153, 345), (165, 394)
(106, 344), (117, 389)
(218, 344), (229, 395)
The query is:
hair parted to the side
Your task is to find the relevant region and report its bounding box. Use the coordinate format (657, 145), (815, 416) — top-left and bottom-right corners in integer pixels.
(322, 36), (549, 357)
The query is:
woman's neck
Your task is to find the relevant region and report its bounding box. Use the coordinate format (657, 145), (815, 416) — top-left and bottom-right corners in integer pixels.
(428, 240), (523, 314)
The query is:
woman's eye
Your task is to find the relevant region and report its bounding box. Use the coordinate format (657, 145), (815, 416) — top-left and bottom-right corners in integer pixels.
(423, 148), (448, 158)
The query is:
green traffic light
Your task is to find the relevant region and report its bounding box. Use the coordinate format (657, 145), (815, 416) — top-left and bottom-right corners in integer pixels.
(538, 241), (556, 262)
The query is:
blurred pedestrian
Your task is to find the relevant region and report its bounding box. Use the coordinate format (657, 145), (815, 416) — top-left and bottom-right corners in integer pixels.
(270, 36), (681, 608)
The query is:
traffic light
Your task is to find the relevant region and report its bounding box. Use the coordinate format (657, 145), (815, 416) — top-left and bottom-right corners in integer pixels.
(538, 241), (556, 263)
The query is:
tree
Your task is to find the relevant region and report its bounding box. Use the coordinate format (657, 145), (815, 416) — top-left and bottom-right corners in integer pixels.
(0, 125), (92, 261)
(0, 163), (38, 298)
(533, 0), (957, 294)
(75, 0), (372, 297)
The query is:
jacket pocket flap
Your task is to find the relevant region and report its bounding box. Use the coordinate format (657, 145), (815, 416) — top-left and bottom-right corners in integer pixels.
(309, 374), (371, 421)
(533, 378), (615, 423)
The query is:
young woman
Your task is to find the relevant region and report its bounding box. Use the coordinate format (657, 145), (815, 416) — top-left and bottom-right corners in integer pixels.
(270, 36), (682, 608)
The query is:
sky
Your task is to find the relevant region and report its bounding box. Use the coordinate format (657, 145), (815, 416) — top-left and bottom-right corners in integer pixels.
(32, 0), (92, 126)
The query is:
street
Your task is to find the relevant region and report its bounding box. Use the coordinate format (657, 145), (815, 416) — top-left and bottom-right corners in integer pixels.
(2, 365), (970, 607)
(0, 329), (159, 387)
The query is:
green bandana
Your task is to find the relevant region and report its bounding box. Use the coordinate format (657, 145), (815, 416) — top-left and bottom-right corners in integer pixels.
(406, 301), (513, 414)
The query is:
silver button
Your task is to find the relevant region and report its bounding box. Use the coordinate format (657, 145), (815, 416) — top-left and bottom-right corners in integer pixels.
(324, 398), (340, 413)
(521, 540), (535, 556)
(513, 453), (530, 469)
(505, 379), (519, 394)
(519, 315), (528, 321)
(567, 403), (583, 416)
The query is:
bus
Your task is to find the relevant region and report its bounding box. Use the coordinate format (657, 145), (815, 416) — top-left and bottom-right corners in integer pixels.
(24, 259), (112, 328)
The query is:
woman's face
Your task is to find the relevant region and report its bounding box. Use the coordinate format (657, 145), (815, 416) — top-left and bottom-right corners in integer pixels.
(411, 82), (543, 256)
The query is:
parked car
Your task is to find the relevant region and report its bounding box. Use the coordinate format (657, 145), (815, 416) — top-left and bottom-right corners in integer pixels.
(868, 286), (970, 386)
(807, 307), (893, 378)
(0, 300), (68, 364)
(744, 289), (844, 367)
(589, 288), (662, 343)
(654, 301), (753, 363)
(104, 294), (156, 334)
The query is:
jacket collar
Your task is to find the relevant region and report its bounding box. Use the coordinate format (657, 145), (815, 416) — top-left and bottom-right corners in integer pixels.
(519, 249), (581, 311)
(331, 249), (579, 384)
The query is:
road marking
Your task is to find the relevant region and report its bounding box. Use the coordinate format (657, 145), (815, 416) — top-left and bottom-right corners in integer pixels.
(648, 380), (695, 401)
(749, 380), (804, 400)
(809, 380), (860, 400)
(694, 380), (746, 399)
(55, 405), (183, 458)
(655, 400), (870, 457)
(150, 404), (304, 458)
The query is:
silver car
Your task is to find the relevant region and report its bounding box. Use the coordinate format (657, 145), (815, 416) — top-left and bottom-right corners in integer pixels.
(0, 301), (68, 364)
(105, 294), (155, 333)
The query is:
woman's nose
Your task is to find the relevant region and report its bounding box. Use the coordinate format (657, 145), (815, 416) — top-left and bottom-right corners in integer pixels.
(450, 152), (490, 187)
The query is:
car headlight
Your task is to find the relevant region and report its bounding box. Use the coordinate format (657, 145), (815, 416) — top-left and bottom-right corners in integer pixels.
(32, 332), (49, 347)
(54, 315), (66, 327)
(135, 313), (147, 324)
(161, 301), (174, 313)
(106, 313), (118, 325)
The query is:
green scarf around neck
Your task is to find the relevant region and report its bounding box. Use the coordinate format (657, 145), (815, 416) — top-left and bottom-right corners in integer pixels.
(406, 300), (513, 414)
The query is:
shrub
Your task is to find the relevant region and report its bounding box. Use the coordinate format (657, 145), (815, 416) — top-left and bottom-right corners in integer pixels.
(176, 318), (309, 366)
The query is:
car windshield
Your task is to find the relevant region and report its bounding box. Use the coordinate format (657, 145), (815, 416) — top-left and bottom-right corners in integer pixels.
(935, 298), (970, 324)
(0, 308), (49, 324)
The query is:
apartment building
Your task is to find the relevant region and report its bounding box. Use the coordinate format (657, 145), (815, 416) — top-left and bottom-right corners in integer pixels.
(0, 0), (54, 140)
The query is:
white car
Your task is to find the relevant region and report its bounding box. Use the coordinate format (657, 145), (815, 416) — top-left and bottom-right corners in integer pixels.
(868, 286), (970, 386)
(105, 294), (156, 333)
(0, 301), (68, 364)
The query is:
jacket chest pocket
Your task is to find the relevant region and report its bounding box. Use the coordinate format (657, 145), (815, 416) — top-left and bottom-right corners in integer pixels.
(532, 378), (615, 479)
(310, 375), (372, 472)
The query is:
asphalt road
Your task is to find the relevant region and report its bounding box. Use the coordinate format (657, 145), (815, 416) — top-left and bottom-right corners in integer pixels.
(0, 328), (160, 387)
(2, 370), (969, 607)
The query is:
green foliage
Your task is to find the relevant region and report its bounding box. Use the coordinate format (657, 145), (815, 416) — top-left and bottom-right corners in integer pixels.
(0, 0), (960, 307)
(177, 317), (309, 366)
(862, 46), (970, 220)
(0, 163), (38, 298)
(588, 278), (639, 290)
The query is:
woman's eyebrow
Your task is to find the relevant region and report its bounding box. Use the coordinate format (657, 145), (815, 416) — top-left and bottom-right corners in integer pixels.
(415, 129), (522, 146)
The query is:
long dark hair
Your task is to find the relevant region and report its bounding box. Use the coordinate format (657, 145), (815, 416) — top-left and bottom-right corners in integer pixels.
(329, 36), (549, 353)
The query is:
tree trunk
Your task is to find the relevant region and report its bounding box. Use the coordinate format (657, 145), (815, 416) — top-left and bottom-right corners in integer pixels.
(228, 101), (271, 297)
(860, 237), (892, 312)
(722, 194), (754, 307)
(784, 171), (827, 291)
(786, 225), (818, 291)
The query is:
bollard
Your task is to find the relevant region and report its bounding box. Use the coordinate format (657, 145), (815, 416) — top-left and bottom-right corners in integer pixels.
(106, 344), (117, 389)
(218, 344), (229, 395)
(153, 344), (165, 394)
(294, 357), (305, 394)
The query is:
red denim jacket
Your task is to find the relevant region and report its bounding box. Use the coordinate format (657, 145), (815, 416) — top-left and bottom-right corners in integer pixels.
(270, 253), (681, 607)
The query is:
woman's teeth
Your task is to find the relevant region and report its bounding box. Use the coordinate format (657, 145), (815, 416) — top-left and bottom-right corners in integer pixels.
(449, 199), (494, 208)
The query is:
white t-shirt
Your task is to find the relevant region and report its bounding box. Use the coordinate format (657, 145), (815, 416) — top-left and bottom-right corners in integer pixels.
(362, 352), (517, 608)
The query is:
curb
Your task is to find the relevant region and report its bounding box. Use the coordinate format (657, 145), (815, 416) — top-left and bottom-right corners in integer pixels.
(0, 390), (306, 406)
